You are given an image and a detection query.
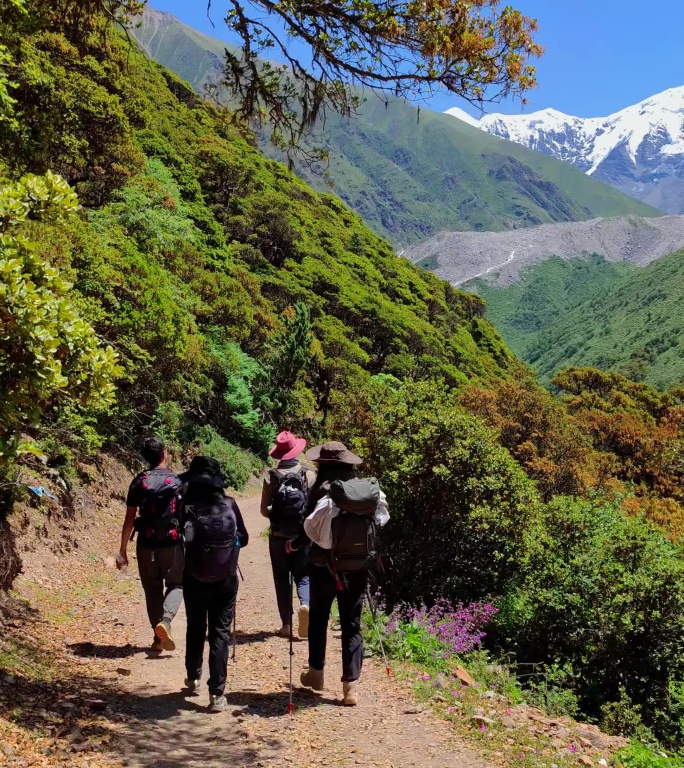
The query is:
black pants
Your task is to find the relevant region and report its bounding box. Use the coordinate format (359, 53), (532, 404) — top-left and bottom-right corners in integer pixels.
(184, 574), (238, 696)
(308, 566), (367, 682)
(269, 535), (310, 625)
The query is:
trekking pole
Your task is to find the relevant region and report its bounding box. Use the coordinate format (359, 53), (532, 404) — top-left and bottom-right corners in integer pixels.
(231, 600), (238, 663)
(288, 570), (295, 716)
(365, 585), (391, 679)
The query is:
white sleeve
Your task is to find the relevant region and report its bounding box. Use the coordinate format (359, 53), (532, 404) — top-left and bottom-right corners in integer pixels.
(303, 496), (339, 549)
(374, 490), (390, 528)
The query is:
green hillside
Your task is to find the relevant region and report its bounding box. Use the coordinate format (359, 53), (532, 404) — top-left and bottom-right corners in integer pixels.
(0, 1), (515, 482)
(132, 8), (660, 245)
(475, 252), (684, 390)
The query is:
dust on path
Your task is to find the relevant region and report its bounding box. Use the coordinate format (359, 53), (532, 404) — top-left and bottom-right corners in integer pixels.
(31, 495), (496, 768)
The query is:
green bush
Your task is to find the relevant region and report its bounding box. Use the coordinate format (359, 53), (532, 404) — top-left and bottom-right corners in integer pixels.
(193, 425), (261, 491)
(497, 496), (684, 744)
(0, 173), (119, 464)
(332, 378), (539, 605)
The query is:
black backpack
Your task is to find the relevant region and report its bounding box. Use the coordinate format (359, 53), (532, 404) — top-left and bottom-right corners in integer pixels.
(328, 478), (380, 574)
(183, 499), (237, 583)
(135, 469), (184, 547)
(269, 468), (308, 537)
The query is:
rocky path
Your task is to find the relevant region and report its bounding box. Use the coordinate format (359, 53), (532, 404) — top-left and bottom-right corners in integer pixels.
(22, 494), (492, 768)
(107, 495), (493, 768)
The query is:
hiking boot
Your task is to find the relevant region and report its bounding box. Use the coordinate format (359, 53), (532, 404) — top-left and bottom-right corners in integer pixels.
(300, 667), (324, 691)
(278, 624), (291, 638)
(150, 636), (163, 653)
(208, 694), (228, 713)
(184, 678), (201, 695)
(298, 606), (309, 639)
(154, 621), (175, 651)
(343, 680), (359, 706)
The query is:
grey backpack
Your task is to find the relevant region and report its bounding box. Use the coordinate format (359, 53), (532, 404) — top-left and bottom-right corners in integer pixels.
(328, 478), (380, 573)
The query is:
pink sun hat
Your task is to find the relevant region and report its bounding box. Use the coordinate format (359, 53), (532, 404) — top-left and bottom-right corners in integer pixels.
(269, 431), (307, 461)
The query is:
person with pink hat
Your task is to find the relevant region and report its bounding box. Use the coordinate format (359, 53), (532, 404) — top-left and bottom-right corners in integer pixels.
(260, 431), (316, 638)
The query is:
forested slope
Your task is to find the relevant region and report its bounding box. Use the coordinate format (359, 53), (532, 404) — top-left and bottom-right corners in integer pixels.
(476, 251), (684, 390)
(132, 7), (660, 245)
(0, 1), (513, 487)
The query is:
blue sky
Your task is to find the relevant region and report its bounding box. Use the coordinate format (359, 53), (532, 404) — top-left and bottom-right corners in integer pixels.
(151, 0), (684, 118)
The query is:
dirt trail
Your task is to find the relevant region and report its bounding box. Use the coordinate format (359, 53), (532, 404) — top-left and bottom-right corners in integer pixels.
(74, 495), (494, 768)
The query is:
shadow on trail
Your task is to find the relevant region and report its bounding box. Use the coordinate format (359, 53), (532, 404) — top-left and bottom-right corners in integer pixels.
(67, 641), (150, 659)
(233, 628), (279, 644)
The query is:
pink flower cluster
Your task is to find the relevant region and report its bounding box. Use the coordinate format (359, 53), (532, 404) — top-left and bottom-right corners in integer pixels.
(386, 599), (498, 658)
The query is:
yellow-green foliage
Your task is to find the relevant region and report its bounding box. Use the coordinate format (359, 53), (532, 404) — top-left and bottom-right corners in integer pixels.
(0, 172), (119, 462)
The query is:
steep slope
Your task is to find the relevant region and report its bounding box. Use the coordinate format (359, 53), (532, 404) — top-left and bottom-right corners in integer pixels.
(404, 214), (684, 285)
(471, 255), (638, 360)
(132, 7), (660, 245)
(0, 2), (517, 478)
(446, 87), (684, 214)
(475, 250), (684, 390)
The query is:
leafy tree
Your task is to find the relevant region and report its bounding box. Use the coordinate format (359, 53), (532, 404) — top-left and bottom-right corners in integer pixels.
(216, 0), (543, 151)
(331, 378), (539, 605)
(0, 172), (120, 463)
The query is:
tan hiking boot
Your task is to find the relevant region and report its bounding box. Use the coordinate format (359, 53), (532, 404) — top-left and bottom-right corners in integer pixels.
(298, 605), (309, 639)
(343, 680), (359, 706)
(300, 667), (324, 691)
(154, 621), (176, 651)
(150, 637), (163, 653)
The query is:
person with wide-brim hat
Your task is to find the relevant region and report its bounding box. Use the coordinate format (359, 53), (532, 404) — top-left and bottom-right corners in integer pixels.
(295, 441), (367, 706)
(181, 456), (248, 713)
(260, 431), (316, 639)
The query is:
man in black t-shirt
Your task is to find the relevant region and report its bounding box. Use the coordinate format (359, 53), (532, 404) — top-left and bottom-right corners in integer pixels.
(118, 438), (184, 653)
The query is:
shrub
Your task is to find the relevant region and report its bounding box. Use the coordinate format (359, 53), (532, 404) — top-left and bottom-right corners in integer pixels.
(497, 495), (684, 744)
(193, 426), (261, 491)
(0, 173), (119, 464)
(332, 379), (539, 606)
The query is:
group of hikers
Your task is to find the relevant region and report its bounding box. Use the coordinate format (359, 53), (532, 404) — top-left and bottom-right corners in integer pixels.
(117, 432), (389, 712)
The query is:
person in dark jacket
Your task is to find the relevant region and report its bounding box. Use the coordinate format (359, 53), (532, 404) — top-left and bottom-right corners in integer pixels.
(180, 457), (248, 713)
(290, 441), (366, 706)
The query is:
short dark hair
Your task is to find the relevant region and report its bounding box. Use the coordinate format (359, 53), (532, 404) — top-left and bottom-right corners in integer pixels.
(141, 437), (165, 467)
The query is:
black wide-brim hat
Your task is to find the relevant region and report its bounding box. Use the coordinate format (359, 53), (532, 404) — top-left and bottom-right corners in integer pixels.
(178, 456), (225, 490)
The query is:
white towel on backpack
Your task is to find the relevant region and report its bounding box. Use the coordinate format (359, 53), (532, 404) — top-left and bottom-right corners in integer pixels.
(303, 491), (390, 550)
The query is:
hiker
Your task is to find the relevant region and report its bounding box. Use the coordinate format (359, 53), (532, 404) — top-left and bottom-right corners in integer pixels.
(117, 438), (184, 653)
(291, 442), (389, 706)
(180, 457), (248, 713)
(260, 431), (316, 639)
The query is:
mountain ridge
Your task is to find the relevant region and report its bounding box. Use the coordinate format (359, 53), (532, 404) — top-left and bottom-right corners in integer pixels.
(446, 87), (684, 214)
(132, 7), (660, 244)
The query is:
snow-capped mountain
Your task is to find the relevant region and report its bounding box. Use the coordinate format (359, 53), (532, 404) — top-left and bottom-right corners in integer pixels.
(446, 87), (684, 214)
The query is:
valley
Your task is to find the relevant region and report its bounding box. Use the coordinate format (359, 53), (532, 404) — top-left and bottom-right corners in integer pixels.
(131, 8), (658, 246)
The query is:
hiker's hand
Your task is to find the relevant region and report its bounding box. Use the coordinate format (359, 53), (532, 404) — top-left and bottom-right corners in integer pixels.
(116, 551), (128, 570)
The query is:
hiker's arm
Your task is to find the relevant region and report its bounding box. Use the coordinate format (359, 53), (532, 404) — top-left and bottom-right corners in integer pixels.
(118, 506), (136, 568)
(259, 475), (272, 518)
